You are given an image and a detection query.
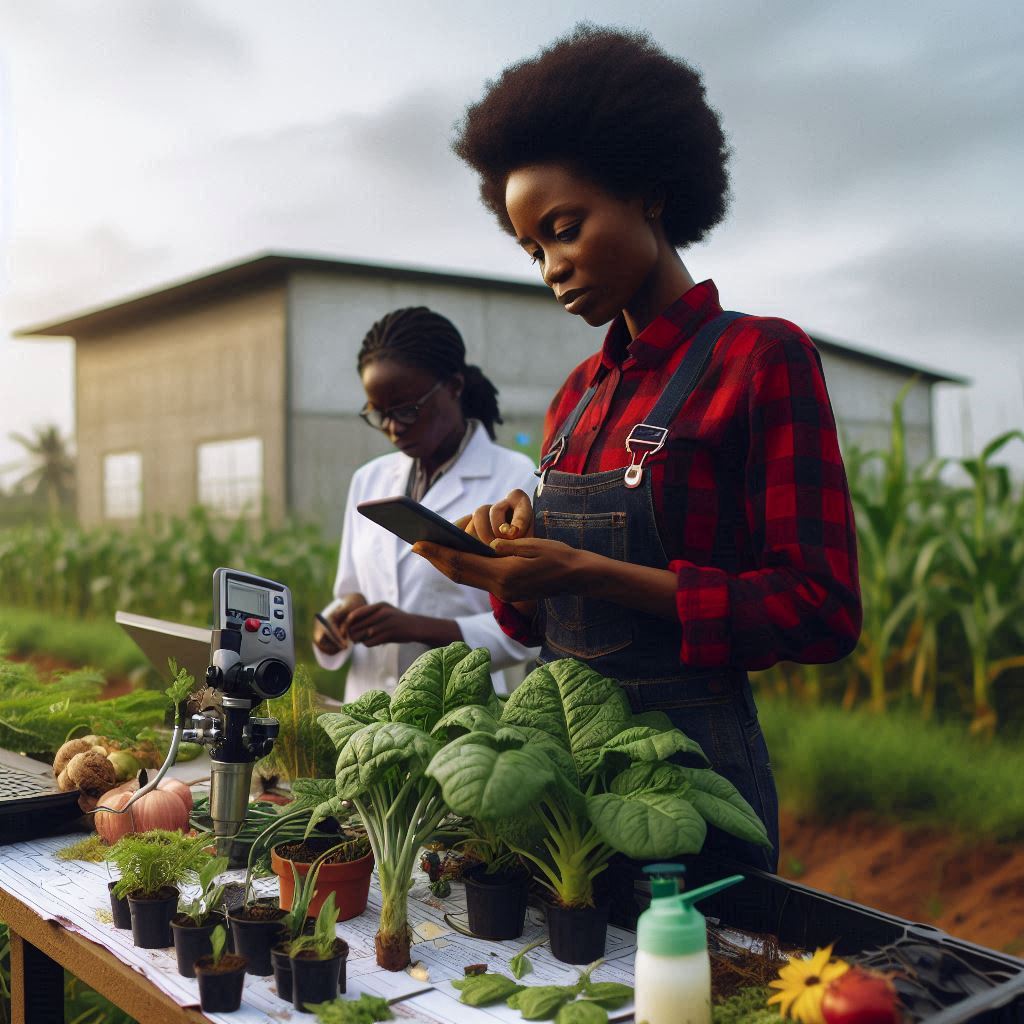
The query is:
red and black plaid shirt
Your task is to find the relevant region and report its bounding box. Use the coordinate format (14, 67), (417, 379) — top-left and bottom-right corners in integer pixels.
(492, 280), (862, 670)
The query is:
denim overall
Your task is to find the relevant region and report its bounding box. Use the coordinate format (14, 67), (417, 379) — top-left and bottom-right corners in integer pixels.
(533, 312), (779, 874)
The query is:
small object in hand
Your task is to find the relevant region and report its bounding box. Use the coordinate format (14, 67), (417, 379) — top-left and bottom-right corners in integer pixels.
(464, 963), (488, 976)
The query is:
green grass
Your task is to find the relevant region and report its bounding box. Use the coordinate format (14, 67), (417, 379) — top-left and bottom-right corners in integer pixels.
(0, 603), (347, 700)
(0, 604), (149, 677)
(758, 696), (1024, 840)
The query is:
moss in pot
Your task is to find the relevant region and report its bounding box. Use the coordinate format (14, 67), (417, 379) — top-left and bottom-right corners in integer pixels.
(104, 830), (212, 949)
(195, 925), (248, 1013)
(170, 855), (230, 977)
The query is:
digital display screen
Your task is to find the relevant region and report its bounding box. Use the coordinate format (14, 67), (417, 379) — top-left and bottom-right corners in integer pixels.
(227, 581), (269, 619)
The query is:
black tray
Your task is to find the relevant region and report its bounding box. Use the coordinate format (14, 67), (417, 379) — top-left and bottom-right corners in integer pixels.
(679, 857), (1024, 1024)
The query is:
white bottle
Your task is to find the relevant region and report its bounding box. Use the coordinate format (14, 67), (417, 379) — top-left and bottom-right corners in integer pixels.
(634, 867), (745, 1024)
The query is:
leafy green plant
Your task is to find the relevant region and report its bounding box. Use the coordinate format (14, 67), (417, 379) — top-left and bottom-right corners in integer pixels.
(178, 856), (229, 925)
(310, 993), (394, 1023)
(0, 653), (166, 754)
(208, 924), (228, 967)
(312, 644), (494, 970)
(256, 665), (335, 785)
(287, 892), (340, 960)
(105, 829), (212, 899)
(427, 658), (770, 909)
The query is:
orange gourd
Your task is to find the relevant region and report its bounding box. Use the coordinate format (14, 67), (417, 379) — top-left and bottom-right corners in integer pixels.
(94, 777), (192, 844)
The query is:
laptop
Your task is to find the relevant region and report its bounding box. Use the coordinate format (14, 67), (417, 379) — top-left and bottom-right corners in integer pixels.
(0, 747), (83, 844)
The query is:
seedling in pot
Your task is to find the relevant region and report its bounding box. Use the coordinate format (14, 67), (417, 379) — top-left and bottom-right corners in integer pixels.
(195, 925), (248, 1013)
(288, 892), (341, 960)
(177, 855), (229, 925)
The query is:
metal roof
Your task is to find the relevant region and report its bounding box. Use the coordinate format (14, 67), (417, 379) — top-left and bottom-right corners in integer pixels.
(14, 250), (967, 385)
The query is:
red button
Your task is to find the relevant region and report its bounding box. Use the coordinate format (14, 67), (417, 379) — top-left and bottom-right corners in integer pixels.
(244, 617), (261, 632)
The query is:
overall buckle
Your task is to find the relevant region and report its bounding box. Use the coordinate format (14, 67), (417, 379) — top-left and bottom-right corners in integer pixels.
(535, 437), (566, 497)
(623, 424), (668, 489)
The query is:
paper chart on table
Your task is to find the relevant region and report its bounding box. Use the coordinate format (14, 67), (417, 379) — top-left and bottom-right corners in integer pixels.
(0, 833), (638, 1023)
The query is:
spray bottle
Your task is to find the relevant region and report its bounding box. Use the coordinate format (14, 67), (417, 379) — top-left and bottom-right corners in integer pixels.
(634, 864), (745, 1024)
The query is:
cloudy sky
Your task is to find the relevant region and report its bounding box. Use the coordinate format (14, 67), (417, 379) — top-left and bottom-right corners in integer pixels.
(1, 0), (1022, 482)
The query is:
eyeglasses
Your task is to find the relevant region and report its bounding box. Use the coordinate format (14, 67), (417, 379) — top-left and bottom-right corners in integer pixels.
(359, 379), (445, 430)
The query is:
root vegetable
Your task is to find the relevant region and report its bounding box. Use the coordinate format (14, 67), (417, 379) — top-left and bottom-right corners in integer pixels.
(63, 751), (117, 797)
(53, 738), (95, 777)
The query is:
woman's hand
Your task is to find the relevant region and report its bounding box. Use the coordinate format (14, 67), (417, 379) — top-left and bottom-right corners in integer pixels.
(413, 536), (586, 603)
(312, 592), (367, 654)
(344, 603), (462, 648)
(459, 489), (535, 543)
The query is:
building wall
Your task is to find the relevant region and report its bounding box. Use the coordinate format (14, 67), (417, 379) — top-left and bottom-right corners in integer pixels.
(75, 284), (287, 526)
(286, 270), (595, 537)
(816, 348), (936, 466)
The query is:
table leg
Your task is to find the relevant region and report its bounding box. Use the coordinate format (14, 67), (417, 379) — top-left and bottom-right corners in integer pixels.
(9, 930), (64, 1024)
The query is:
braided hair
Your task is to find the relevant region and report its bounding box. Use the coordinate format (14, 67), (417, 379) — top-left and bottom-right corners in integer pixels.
(357, 307), (503, 439)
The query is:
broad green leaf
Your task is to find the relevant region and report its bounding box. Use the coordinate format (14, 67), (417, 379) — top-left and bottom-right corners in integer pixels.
(289, 777), (339, 809)
(430, 704), (500, 738)
(579, 981), (633, 1009)
(555, 1000), (608, 1023)
(593, 725), (707, 771)
(308, 797), (347, 835)
(508, 985), (577, 1019)
(501, 659), (634, 782)
(333, 721), (438, 799)
(318, 690), (390, 750)
(587, 788), (707, 858)
(426, 732), (555, 819)
(631, 710), (674, 731)
(450, 973), (524, 1007)
(609, 761), (689, 796)
(390, 644), (495, 730)
(675, 767), (772, 847)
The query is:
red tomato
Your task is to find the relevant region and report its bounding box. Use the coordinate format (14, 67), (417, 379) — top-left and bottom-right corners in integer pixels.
(821, 967), (902, 1024)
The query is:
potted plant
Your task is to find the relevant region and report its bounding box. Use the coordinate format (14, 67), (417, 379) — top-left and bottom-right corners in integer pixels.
(272, 852), (333, 1003)
(426, 656), (772, 964)
(286, 892), (348, 1012)
(105, 829), (212, 948)
(271, 828), (372, 923)
(194, 924), (247, 1013)
(170, 855), (229, 977)
(313, 643), (496, 970)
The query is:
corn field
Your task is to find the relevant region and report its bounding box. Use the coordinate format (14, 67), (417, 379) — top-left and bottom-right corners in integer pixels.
(0, 402), (1022, 734)
(0, 506), (337, 659)
(760, 389), (1024, 736)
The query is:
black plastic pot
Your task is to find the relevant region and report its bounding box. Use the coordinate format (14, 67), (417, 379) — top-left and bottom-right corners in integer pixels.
(107, 881), (131, 929)
(195, 953), (248, 1013)
(127, 886), (179, 949)
(171, 912), (227, 978)
(545, 901), (609, 964)
(290, 939), (348, 1013)
(271, 944), (292, 1003)
(227, 902), (287, 976)
(463, 865), (528, 940)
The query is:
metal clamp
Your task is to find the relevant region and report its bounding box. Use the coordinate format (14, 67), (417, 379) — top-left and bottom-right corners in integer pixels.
(623, 424), (668, 489)
(535, 436), (566, 497)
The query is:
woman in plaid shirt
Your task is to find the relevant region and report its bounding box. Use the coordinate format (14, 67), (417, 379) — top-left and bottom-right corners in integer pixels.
(415, 26), (863, 872)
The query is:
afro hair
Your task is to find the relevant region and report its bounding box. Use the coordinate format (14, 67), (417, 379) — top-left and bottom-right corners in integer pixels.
(453, 24), (730, 249)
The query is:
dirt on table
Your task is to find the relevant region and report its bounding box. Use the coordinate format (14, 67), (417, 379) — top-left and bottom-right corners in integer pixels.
(779, 808), (1024, 956)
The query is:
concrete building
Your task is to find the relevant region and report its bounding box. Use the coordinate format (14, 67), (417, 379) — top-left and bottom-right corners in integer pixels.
(16, 252), (965, 534)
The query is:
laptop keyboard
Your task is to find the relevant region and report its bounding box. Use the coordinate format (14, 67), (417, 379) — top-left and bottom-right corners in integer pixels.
(0, 763), (57, 800)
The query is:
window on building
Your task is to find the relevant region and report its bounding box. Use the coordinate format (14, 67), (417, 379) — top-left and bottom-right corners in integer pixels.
(103, 452), (143, 519)
(197, 436), (263, 517)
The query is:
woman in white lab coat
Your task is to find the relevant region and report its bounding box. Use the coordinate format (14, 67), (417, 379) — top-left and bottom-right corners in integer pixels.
(312, 306), (539, 698)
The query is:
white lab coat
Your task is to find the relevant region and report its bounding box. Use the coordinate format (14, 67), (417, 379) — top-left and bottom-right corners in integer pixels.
(314, 424), (540, 698)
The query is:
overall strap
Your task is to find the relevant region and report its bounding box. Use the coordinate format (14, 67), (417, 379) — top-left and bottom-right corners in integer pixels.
(535, 369), (607, 491)
(623, 310), (746, 488)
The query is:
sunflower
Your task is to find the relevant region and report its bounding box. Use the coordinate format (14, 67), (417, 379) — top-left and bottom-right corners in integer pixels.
(767, 944), (850, 1023)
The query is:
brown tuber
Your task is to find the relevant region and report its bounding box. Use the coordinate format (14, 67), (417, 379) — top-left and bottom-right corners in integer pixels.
(60, 751), (117, 797)
(53, 738), (96, 777)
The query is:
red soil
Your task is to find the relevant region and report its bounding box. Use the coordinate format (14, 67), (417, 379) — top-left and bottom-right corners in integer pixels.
(779, 808), (1024, 955)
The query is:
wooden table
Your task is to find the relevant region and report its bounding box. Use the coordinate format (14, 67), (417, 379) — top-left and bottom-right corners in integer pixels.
(0, 887), (208, 1024)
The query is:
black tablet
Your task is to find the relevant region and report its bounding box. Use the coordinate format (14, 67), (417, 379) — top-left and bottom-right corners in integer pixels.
(356, 496), (497, 558)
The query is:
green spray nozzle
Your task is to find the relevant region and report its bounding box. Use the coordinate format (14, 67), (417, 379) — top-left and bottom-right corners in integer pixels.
(638, 869), (745, 957)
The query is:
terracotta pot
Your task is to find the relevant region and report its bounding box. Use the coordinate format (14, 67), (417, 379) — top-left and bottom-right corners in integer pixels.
(272, 840), (374, 922)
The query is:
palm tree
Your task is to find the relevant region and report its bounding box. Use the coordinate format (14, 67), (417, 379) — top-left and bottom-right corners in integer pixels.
(8, 424), (76, 518)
